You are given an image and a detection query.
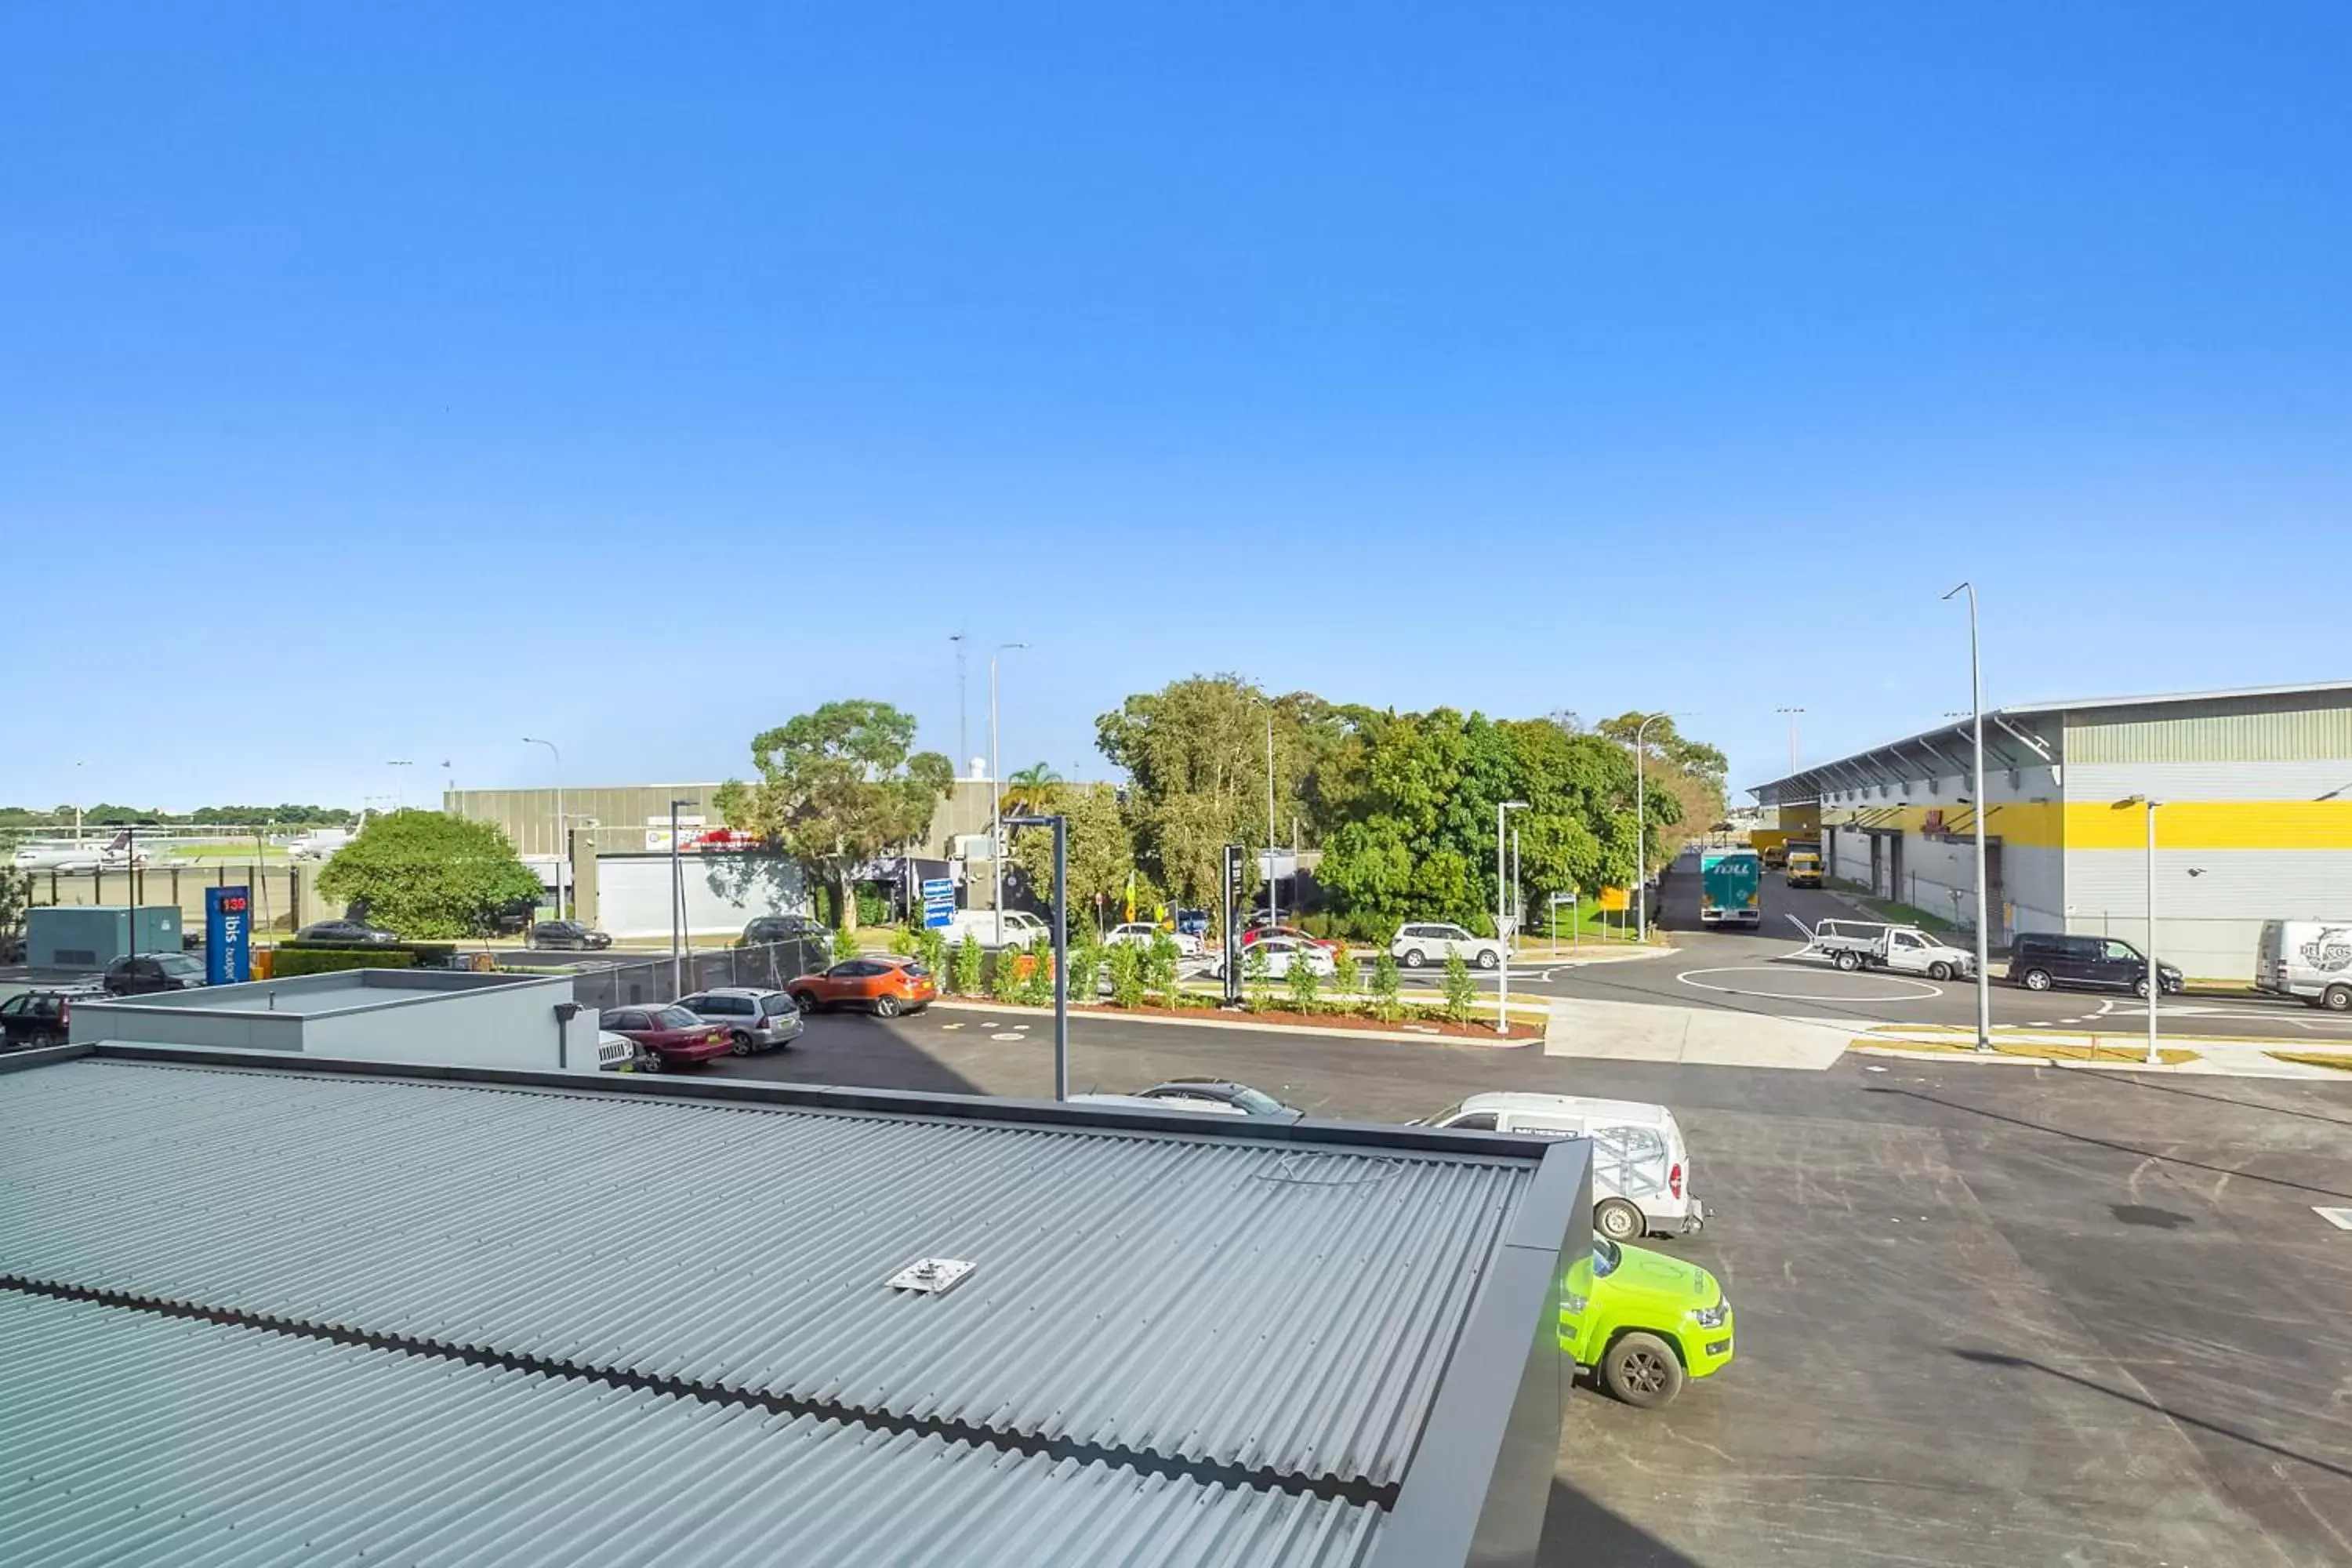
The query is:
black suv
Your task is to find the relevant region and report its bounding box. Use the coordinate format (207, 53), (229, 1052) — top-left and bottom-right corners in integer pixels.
(529, 919), (612, 951)
(103, 952), (209, 996)
(2006, 932), (2183, 998)
(0, 986), (102, 1048)
(741, 914), (831, 948)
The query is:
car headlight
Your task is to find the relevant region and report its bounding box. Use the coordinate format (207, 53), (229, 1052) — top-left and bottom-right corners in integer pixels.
(1559, 1290), (1589, 1316)
(1688, 1301), (1730, 1330)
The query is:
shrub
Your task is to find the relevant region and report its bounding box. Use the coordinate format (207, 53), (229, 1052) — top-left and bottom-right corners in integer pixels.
(1144, 932), (1181, 1006)
(269, 946), (420, 977)
(831, 927), (862, 964)
(953, 933), (984, 996)
(1286, 949), (1322, 1014)
(854, 886), (891, 929)
(1065, 930), (1101, 1000)
(1018, 938), (1054, 1006)
(887, 925), (919, 956)
(1243, 942), (1274, 1012)
(1441, 949), (1478, 1024)
(1368, 949), (1403, 1023)
(916, 924), (949, 976)
(1106, 940), (1145, 1008)
(1329, 942), (1361, 999)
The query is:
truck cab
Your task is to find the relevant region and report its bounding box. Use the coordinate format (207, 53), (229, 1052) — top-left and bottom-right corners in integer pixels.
(1784, 848), (1823, 887)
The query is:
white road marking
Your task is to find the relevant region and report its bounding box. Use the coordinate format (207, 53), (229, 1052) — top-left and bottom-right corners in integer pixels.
(2315, 1207), (2352, 1232)
(938, 1022), (964, 1031)
(1676, 966), (1943, 1004)
(989, 1032), (1026, 1041)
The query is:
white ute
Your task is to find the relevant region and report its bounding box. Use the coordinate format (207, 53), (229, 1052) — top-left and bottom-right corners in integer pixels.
(1790, 916), (1974, 981)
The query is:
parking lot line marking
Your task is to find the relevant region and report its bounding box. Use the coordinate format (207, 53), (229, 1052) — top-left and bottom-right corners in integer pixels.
(938, 1022), (964, 1031)
(2315, 1207), (2352, 1231)
(989, 1032), (1026, 1041)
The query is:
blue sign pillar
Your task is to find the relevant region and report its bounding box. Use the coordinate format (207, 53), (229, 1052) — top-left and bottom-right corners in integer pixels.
(921, 877), (956, 929)
(205, 885), (253, 985)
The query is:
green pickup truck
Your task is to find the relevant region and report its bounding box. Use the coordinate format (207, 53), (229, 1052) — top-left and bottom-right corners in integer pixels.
(1559, 1237), (1736, 1408)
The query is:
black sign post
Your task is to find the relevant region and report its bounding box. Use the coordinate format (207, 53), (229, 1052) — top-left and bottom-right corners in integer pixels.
(1221, 843), (1246, 1008)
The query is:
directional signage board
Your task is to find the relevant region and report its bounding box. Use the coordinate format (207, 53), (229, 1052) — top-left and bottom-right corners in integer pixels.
(205, 885), (252, 985)
(921, 877), (956, 928)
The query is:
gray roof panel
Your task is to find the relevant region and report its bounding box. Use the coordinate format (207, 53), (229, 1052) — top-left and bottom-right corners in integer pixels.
(0, 1059), (1530, 1487)
(0, 1289), (1384, 1568)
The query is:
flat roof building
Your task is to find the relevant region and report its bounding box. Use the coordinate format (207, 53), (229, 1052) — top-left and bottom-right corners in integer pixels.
(0, 1047), (1590, 1566)
(1751, 681), (2352, 979)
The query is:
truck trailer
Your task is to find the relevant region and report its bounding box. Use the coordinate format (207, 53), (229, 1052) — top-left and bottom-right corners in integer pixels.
(1698, 850), (1762, 927)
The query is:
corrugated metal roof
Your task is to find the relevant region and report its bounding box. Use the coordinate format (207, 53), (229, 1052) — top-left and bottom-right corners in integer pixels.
(0, 1059), (1529, 1488)
(0, 1288), (1383, 1567)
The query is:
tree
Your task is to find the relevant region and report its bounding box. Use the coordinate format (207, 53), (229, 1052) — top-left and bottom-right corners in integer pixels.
(314, 810), (543, 938)
(1009, 783), (1134, 916)
(1330, 942), (1361, 999)
(1002, 764), (1064, 817)
(1367, 949), (1403, 1022)
(0, 869), (31, 953)
(1106, 939), (1145, 1008)
(716, 700), (954, 933)
(1440, 949), (1478, 1024)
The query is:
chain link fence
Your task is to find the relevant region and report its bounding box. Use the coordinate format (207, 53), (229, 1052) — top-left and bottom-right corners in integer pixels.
(562, 938), (831, 1014)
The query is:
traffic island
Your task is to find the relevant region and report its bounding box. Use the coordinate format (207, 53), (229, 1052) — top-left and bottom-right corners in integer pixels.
(1849, 1023), (2352, 1077)
(924, 993), (1548, 1044)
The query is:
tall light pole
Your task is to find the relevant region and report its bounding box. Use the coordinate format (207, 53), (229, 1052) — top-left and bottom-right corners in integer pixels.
(1497, 800), (1528, 1033)
(1007, 813), (1069, 1099)
(524, 737), (565, 921)
(387, 760), (412, 810)
(1509, 821), (1523, 952)
(1775, 706), (1805, 776)
(669, 797), (695, 996)
(1632, 715), (1671, 943)
(1943, 583), (1993, 1052)
(1266, 710), (1278, 927)
(949, 633), (971, 774)
(989, 642), (1029, 946)
(2125, 794), (2162, 1067)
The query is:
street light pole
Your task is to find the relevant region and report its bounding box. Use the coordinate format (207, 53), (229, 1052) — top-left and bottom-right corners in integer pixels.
(1266, 710), (1278, 927)
(1943, 583), (1993, 1051)
(1497, 800), (1528, 1033)
(1509, 822), (1522, 953)
(1632, 715), (1669, 944)
(949, 633), (970, 775)
(2134, 794), (2162, 1068)
(524, 738), (564, 922)
(669, 797), (694, 996)
(989, 643), (1028, 948)
(1008, 813), (1069, 1099)
(1775, 706), (1805, 775)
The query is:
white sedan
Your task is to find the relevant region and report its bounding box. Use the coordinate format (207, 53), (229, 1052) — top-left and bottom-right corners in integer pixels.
(1390, 922), (1506, 970)
(1211, 935), (1337, 980)
(1104, 923), (1203, 958)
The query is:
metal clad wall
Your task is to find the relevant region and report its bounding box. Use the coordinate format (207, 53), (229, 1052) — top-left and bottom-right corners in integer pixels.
(2064, 697), (2352, 764)
(445, 785), (728, 858)
(0, 1290), (1384, 1568)
(0, 1061), (1530, 1489)
(2065, 758), (2352, 805)
(2063, 848), (2352, 979)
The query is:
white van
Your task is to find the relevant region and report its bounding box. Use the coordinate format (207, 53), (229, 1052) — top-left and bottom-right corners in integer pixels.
(939, 908), (1051, 949)
(2255, 920), (2352, 1011)
(1423, 1092), (1704, 1243)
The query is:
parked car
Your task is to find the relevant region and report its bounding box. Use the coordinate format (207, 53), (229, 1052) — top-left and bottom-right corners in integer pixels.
(1238, 923), (1337, 952)
(2006, 932), (2183, 998)
(741, 914), (833, 949)
(102, 952), (208, 996)
(1389, 922), (1506, 971)
(1558, 1236), (1735, 1410)
(1132, 1079), (1302, 1121)
(938, 908), (1051, 950)
(1210, 935), (1337, 981)
(295, 919), (400, 946)
(1174, 908), (1210, 938)
(1421, 1092), (1704, 1243)
(0, 985), (103, 1050)
(2253, 920), (2352, 1011)
(789, 956), (938, 1018)
(593, 1029), (650, 1072)
(1795, 918), (1974, 980)
(1069, 1092), (1248, 1116)
(597, 1005), (735, 1070)
(1105, 923), (1203, 958)
(528, 919), (613, 952)
(674, 987), (804, 1054)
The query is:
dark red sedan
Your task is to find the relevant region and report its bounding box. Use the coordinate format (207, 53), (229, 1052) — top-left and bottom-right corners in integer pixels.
(597, 1005), (734, 1070)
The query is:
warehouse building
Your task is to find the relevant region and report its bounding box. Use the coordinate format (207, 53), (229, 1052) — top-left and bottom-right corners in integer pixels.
(1750, 681), (2352, 980)
(0, 1045), (1590, 1566)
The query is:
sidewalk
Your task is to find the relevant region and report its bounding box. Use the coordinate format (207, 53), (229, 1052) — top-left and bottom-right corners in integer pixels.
(1541, 997), (1850, 1071)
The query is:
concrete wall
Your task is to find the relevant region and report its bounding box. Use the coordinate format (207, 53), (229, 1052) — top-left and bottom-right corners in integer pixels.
(595, 851), (813, 940)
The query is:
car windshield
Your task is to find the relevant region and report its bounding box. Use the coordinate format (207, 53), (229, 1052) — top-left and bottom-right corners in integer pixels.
(1592, 1238), (1622, 1278)
(158, 956), (203, 976)
(1227, 1087), (1286, 1116)
(652, 1006), (702, 1029)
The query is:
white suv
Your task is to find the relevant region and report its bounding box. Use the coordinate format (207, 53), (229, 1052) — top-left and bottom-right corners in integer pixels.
(1390, 923), (1505, 971)
(1105, 923), (1203, 957)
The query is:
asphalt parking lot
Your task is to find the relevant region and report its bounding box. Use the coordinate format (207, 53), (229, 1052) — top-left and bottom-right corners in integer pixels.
(715, 1005), (2352, 1566)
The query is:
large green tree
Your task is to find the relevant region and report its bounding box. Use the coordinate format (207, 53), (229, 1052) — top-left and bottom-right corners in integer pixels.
(315, 810), (544, 938)
(1009, 782), (1134, 923)
(713, 699), (953, 932)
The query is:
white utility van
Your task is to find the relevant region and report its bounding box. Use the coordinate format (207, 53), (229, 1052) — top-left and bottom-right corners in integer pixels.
(2255, 920), (2352, 1011)
(939, 909), (1051, 949)
(1422, 1092), (1704, 1243)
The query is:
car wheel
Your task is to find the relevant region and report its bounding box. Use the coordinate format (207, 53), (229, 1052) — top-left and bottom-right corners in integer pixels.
(728, 1029), (753, 1056)
(1595, 1199), (1644, 1243)
(2325, 985), (2352, 1014)
(2021, 968), (2053, 992)
(1834, 950), (1860, 973)
(2132, 976), (2151, 1000)
(873, 994), (902, 1018)
(1476, 949), (1500, 971)
(1402, 949), (1425, 968)
(792, 992), (822, 1014)
(1928, 961), (1953, 982)
(1602, 1331), (1686, 1410)
(637, 1052), (662, 1075)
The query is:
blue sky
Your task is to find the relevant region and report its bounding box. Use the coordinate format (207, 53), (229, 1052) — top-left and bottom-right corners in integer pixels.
(6, 3), (2348, 812)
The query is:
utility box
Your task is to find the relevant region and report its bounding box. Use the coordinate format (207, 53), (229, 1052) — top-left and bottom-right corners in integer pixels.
(27, 905), (184, 969)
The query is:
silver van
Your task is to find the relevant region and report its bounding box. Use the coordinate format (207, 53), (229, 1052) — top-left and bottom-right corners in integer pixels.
(1422, 1092), (1705, 1243)
(2255, 920), (2352, 1011)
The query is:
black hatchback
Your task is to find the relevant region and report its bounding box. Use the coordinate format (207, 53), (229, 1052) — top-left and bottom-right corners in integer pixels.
(103, 952), (209, 996)
(2006, 932), (2183, 998)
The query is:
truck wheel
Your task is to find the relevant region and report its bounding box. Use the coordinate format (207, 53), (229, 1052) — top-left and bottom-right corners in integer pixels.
(1602, 1332), (1686, 1410)
(1834, 950), (1860, 973)
(1595, 1199), (1643, 1242)
(1402, 949), (1425, 969)
(1477, 949), (1500, 971)
(2021, 969), (2053, 992)
(1928, 961), (1954, 982)
(2325, 985), (2352, 1013)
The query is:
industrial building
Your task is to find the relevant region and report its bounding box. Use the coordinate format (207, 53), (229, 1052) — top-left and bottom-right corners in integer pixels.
(1751, 681), (2352, 980)
(0, 1045), (1590, 1566)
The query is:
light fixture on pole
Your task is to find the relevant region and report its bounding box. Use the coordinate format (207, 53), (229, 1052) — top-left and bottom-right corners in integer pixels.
(668, 797), (695, 996)
(1007, 813), (1069, 1099)
(988, 643), (1029, 948)
(1631, 715), (1675, 944)
(1774, 706), (1805, 775)
(2122, 794), (2163, 1067)
(1941, 583), (1993, 1051)
(524, 737), (566, 922)
(949, 633), (971, 779)
(1496, 800), (1528, 1033)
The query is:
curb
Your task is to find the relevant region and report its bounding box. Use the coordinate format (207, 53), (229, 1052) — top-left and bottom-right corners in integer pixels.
(922, 995), (1541, 1048)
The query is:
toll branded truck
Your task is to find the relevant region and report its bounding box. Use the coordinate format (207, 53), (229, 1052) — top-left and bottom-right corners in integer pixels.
(1698, 848), (1762, 927)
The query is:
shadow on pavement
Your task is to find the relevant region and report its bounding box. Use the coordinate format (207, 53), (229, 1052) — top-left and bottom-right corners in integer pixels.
(1541, 1479), (1708, 1566)
(710, 1012), (987, 1098)
(1951, 1348), (2352, 1485)
(1862, 1084), (2352, 1204)
(2084, 1066), (2352, 1131)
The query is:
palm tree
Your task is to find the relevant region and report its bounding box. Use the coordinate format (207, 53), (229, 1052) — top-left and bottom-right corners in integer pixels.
(1003, 763), (1064, 816)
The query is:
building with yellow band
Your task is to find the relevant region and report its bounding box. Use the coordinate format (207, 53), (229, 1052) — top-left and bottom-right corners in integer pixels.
(1749, 682), (2352, 981)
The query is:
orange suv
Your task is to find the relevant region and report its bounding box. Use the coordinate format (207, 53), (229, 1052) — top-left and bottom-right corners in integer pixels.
(789, 956), (938, 1018)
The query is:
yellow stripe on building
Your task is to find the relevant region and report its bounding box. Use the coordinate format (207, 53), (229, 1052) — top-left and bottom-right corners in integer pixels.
(1819, 799), (2352, 851)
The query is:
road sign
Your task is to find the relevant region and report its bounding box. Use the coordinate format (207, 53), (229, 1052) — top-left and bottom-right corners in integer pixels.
(1598, 886), (1631, 913)
(921, 877), (956, 928)
(205, 885), (252, 985)
(1550, 891), (1579, 906)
